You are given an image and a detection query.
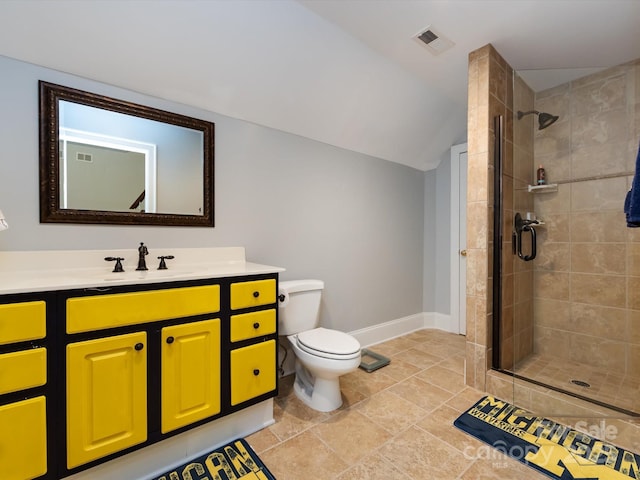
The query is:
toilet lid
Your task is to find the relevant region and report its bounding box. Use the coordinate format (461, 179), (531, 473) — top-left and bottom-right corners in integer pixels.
(296, 327), (361, 360)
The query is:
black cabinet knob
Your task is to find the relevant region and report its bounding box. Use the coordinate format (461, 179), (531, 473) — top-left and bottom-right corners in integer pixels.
(253, 322), (260, 329)
(253, 369), (260, 376)
(166, 336), (175, 344)
(253, 291), (260, 298)
(134, 343), (144, 351)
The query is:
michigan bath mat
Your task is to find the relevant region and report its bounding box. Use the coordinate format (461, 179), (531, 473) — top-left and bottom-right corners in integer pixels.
(454, 395), (639, 480)
(150, 438), (276, 480)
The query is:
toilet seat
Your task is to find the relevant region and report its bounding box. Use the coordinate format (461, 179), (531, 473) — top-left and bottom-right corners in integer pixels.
(296, 327), (361, 360)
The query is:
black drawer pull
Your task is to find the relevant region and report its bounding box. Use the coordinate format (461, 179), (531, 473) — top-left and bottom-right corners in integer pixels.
(253, 291), (260, 298)
(253, 369), (260, 376)
(166, 336), (175, 344)
(134, 343), (144, 351)
(253, 322), (260, 329)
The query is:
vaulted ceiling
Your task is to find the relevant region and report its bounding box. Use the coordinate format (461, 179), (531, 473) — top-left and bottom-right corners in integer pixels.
(0, 0), (638, 170)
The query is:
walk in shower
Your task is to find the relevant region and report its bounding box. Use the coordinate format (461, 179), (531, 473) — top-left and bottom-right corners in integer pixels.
(493, 58), (640, 416)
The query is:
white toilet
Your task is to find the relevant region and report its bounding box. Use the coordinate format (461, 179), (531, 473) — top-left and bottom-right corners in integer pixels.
(278, 279), (361, 412)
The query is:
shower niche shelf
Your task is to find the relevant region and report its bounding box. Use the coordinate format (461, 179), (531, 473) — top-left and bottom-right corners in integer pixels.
(527, 183), (558, 193)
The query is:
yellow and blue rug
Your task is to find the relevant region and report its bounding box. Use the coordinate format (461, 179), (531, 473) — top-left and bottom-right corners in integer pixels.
(150, 438), (276, 480)
(454, 395), (639, 480)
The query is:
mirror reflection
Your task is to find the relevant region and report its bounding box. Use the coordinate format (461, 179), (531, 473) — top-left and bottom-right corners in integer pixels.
(39, 81), (215, 227)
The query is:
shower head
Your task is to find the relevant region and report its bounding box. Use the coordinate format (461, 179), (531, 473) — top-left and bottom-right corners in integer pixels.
(517, 110), (559, 130)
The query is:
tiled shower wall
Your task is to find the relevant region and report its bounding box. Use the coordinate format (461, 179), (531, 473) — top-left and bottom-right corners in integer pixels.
(531, 59), (640, 376)
(466, 44), (536, 385)
(466, 44), (510, 389)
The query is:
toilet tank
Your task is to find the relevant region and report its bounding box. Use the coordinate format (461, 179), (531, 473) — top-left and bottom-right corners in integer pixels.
(278, 279), (324, 335)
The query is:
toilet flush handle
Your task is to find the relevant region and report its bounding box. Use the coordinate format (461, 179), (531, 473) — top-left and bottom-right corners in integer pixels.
(278, 294), (286, 302)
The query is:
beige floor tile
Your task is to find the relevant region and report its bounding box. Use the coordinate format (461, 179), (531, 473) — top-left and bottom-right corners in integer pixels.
(416, 404), (484, 453)
(415, 340), (463, 359)
(340, 367), (397, 398)
(438, 353), (466, 373)
(390, 375), (455, 411)
(335, 453), (407, 480)
(416, 364), (466, 394)
(311, 409), (392, 464)
(378, 426), (470, 479)
(245, 427), (280, 454)
(338, 381), (368, 410)
(371, 337), (421, 357)
(393, 347), (442, 368)
(259, 430), (348, 480)
(269, 393), (329, 442)
(446, 386), (486, 411)
(375, 357), (421, 382)
(355, 389), (428, 434)
(258, 328), (632, 480)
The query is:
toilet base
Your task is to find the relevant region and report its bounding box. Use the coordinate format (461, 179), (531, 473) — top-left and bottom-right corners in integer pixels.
(293, 361), (343, 412)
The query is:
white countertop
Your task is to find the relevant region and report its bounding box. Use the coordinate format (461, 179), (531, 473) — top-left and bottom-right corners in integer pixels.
(0, 247), (284, 295)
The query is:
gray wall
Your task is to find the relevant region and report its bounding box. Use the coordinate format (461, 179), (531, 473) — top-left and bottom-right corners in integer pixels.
(0, 55), (426, 332)
(422, 152), (453, 315)
(423, 170), (437, 312)
(434, 153), (452, 315)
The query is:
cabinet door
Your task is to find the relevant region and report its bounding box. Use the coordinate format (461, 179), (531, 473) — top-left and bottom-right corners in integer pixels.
(67, 332), (147, 469)
(230, 340), (276, 406)
(0, 396), (47, 480)
(161, 319), (221, 433)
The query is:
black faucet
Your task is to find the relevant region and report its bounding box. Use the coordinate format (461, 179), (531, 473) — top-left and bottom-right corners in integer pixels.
(136, 242), (149, 271)
(104, 256), (125, 272)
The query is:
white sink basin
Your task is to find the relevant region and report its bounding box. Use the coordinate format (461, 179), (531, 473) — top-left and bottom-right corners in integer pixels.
(102, 269), (194, 281)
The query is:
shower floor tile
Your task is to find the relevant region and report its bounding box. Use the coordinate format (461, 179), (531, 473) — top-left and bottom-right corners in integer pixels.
(514, 352), (640, 413)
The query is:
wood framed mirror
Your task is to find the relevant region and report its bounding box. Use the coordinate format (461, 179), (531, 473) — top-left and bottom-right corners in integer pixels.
(39, 81), (214, 227)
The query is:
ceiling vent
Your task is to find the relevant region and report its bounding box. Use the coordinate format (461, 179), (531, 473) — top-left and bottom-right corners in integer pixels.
(414, 26), (454, 55)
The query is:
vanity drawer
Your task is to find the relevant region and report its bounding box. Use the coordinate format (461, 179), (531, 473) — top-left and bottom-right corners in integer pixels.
(0, 300), (46, 345)
(230, 309), (276, 342)
(0, 348), (47, 395)
(230, 340), (276, 406)
(67, 285), (220, 333)
(230, 279), (276, 310)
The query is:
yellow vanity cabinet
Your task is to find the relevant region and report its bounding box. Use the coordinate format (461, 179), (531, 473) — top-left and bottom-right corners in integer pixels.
(0, 298), (49, 480)
(64, 284), (222, 472)
(228, 278), (278, 408)
(58, 274), (278, 478)
(161, 318), (221, 433)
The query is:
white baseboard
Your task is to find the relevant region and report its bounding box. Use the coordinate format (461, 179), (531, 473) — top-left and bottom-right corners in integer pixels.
(350, 311), (457, 348)
(427, 312), (458, 334)
(349, 313), (426, 347)
(278, 312), (459, 376)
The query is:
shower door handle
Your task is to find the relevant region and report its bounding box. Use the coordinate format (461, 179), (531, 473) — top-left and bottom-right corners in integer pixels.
(518, 224), (536, 261)
(514, 212), (537, 262)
